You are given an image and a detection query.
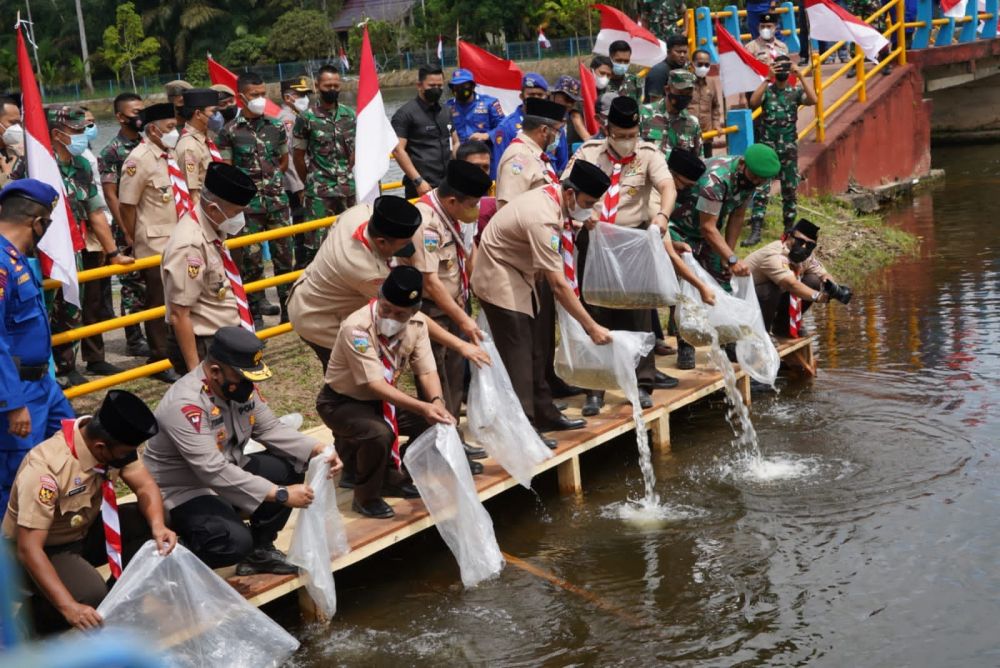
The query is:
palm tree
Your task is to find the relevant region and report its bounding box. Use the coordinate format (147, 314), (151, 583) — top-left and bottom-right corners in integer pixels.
(73, 0), (94, 92)
(142, 0), (228, 71)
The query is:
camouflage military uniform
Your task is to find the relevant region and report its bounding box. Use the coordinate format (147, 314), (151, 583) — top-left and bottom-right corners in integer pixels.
(97, 132), (146, 323)
(0, 145), (25, 189)
(607, 73), (645, 104)
(646, 0), (687, 40)
(639, 100), (702, 159)
(851, 0), (885, 36)
(749, 83), (807, 231)
(217, 114), (293, 309)
(291, 102), (357, 266)
(669, 155), (757, 289)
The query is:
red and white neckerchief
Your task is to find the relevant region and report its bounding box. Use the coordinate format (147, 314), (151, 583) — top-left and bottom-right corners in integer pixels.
(180, 127), (223, 162)
(63, 419), (122, 579)
(510, 136), (559, 185)
(161, 148), (196, 220)
(788, 295), (802, 337)
(352, 220), (393, 269)
(598, 150), (636, 225)
(420, 191), (470, 303)
(542, 184), (578, 296)
(211, 239), (255, 332)
(369, 299), (403, 469)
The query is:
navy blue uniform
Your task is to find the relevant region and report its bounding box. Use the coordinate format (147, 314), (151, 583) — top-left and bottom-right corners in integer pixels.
(0, 235), (74, 512)
(489, 106), (568, 179)
(447, 93), (505, 145)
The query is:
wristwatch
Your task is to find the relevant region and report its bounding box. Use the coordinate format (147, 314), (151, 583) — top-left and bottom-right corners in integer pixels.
(275, 486), (289, 504)
(106, 248), (121, 259)
(727, 254), (738, 266)
(413, 176), (424, 187)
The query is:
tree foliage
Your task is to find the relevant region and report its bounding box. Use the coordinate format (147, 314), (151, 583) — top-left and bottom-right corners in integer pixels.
(222, 34), (268, 66)
(266, 9), (337, 62)
(100, 2), (161, 88)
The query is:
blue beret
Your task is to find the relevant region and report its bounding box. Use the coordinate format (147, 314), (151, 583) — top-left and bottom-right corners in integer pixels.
(449, 68), (474, 86)
(522, 72), (549, 91)
(0, 179), (60, 211)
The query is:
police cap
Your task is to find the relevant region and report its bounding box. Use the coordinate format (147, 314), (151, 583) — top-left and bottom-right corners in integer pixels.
(209, 326), (272, 381)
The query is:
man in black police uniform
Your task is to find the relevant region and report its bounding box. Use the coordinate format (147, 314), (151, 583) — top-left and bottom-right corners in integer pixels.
(391, 65), (459, 199)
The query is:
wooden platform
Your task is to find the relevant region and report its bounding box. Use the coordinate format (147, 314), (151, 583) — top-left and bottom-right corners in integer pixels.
(209, 335), (816, 617)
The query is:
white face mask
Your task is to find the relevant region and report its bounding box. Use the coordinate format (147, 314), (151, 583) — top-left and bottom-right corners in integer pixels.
(694, 65), (711, 79)
(218, 212), (247, 236)
(595, 74), (610, 90)
(377, 317), (406, 338)
(760, 27), (774, 40)
(246, 97), (268, 116)
(569, 194), (593, 222)
(2, 123), (23, 147)
(293, 96), (310, 112)
(159, 128), (180, 149)
(608, 136), (637, 158)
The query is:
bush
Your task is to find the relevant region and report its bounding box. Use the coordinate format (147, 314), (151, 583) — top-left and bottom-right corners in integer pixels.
(267, 10), (337, 62)
(222, 34), (268, 67)
(184, 59), (210, 86)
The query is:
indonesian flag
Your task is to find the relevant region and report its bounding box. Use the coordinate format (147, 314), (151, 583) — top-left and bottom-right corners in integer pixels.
(16, 23), (79, 306)
(538, 28), (552, 48)
(806, 0), (891, 61)
(354, 25), (396, 204)
(592, 4), (667, 68)
(941, 0), (967, 17)
(578, 61), (600, 136)
(437, 35), (444, 61)
(716, 23), (770, 96)
(457, 40), (523, 115)
(339, 46), (350, 72)
(207, 57), (282, 117)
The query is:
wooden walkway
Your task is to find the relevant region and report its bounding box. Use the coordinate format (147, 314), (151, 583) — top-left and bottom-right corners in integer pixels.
(210, 335), (817, 618)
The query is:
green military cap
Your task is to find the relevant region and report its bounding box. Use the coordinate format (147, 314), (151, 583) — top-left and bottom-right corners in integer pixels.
(164, 79), (193, 97)
(668, 69), (696, 91)
(45, 105), (87, 131)
(743, 143), (781, 179)
(211, 83), (236, 99)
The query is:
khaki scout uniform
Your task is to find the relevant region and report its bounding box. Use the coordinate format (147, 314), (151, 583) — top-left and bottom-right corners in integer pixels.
(317, 305), (435, 504)
(175, 127), (213, 202)
(563, 140), (673, 393)
(286, 203), (391, 365)
(745, 240), (828, 336)
(471, 186), (565, 424)
(118, 141), (179, 258)
(495, 133), (555, 206)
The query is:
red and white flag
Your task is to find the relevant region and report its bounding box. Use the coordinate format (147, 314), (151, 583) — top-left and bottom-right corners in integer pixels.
(16, 22), (80, 306)
(715, 22), (770, 96)
(339, 46), (350, 72)
(538, 28), (552, 48)
(207, 57), (282, 118)
(591, 3), (667, 68)
(437, 35), (444, 61)
(805, 0), (890, 61)
(457, 40), (523, 115)
(354, 25), (397, 204)
(941, 0), (967, 17)
(578, 61), (600, 136)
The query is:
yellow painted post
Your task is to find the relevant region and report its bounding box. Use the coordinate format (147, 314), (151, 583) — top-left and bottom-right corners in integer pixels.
(897, 0), (908, 64)
(687, 8), (696, 55)
(857, 55), (867, 103)
(812, 53), (825, 143)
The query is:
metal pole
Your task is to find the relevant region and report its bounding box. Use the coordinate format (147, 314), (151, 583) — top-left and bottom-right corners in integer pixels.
(23, 0), (45, 96)
(812, 52), (825, 142)
(897, 0), (908, 64)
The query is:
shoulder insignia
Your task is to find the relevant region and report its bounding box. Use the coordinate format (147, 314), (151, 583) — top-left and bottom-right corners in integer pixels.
(248, 414), (256, 427)
(125, 161), (137, 177)
(181, 404), (205, 432)
(185, 161), (196, 172)
(215, 428), (227, 450)
(210, 405), (221, 417)
(38, 474), (58, 506)
(188, 264), (200, 278)
(550, 234), (560, 252)
(17, 273), (30, 285)
(495, 133), (503, 144)
(511, 162), (523, 175)
(352, 334), (370, 353)
(423, 232), (440, 252)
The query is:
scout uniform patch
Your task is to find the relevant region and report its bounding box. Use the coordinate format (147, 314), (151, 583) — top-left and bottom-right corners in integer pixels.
(38, 474), (58, 505)
(181, 404), (205, 432)
(423, 232), (440, 252)
(216, 428), (227, 450)
(511, 162), (523, 175)
(125, 161), (137, 177)
(187, 255), (203, 278)
(550, 234), (560, 252)
(352, 328), (370, 353)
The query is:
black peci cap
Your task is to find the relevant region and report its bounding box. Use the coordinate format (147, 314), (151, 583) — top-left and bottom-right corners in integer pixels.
(381, 265), (423, 307)
(567, 160), (611, 199)
(607, 96), (640, 129)
(205, 162), (257, 207)
(760, 12), (777, 24)
(524, 97), (568, 123)
(667, 148), (707, 181)
(792, 218), (820, 241)
(209, 326), (272, 381)
(182, 88), (221, 109)
(445, 160), (492, 198)
(368, 196), (421, 239)
(97, 390), (159, 446)
(141, 103), (175, 125)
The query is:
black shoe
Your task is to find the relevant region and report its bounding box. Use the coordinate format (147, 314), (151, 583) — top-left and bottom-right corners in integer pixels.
(280, 306), (290, 325)
(846, 67), (857, 79)
(581, 394), (603, 417)
(536, 431), (558, 449)
(338, 471), (356, 489)
(536, 415), (587, 432)
(639, 389), (653, 409)
(554, 401), (568, 412)
(463, 443), (487, 460)
(741, 224), (763, 247)
(882, 64), (892, 76)
(653, 371), (679, 389)
(235, 544), (298, 576)
(59, 370), (89, 388)
(126, 341), (151, 358)
(798, 57), (809, 66)
(352, 498), (394, 519)
(253, 316), (265, 330)
(469, 458), (484, 475)
(257, 299), (281, 316)
(550, 382), (586, 398)
(86, 361), (124, 376)
(382, 481), (420, 498)
(750, 379), (777, 394)
(153, 368), (180, 383)
(677, 341), (696, 370)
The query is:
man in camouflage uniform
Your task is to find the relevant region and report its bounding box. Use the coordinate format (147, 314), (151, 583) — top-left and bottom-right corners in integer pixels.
(847, 0), (890, 77)
(744, 56), (817, 246)
(98, 92), (149, 356)
(217, 72), (292, 325)
(646, 0), (688, 41)
(607, 40), (645, 103)
(292, 64), (356, 267)
(640, 69), (702, 159)
(0, 96), (25, 189)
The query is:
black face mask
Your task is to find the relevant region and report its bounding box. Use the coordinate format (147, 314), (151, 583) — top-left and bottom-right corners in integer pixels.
(454, 87), (474, 103)
(393, 241), (416, 258)
(669, 94), (693, 111)
(736, 173), (756, 191)
(220, 106), (239, 122)
(775, 72), (790, 83)
(32, 218), (51, 247)
(423, 87), (443, 104)
(320, 89), (340, 105)
(788, 239), (816, 263)
(124, 115), (143, 132)
(103, 446), (138, 470)
(222, 378), (255, 403)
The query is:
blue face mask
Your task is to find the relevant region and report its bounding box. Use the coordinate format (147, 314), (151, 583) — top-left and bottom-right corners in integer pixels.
(84, 124), (98, 143)
(207, 111), (224, 134)
(612, 62), (629, 76)
(64, 132), (89, 157)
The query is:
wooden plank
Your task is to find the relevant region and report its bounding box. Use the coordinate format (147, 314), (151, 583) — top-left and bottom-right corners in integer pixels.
(650, 412), (670, 452)
(557, 456), (582, 495)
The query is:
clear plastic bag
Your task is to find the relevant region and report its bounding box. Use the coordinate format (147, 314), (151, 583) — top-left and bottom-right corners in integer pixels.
(467, 319), (553, 489)
(554, 304), (654, 397)
(731, 276), (781, 386)
(582, 222), (680, 309)
(403, 424), (505, 587)
(97, 541), (300, 668)
(679, 254), (757, 345)
(287, 445), (350, 619)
